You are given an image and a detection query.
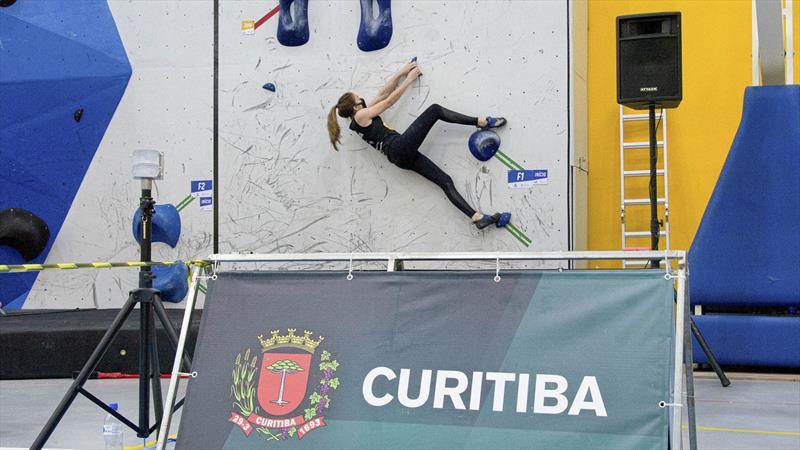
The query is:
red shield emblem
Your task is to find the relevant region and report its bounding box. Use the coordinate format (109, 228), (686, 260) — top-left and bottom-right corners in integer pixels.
(256, 353), (312, 416)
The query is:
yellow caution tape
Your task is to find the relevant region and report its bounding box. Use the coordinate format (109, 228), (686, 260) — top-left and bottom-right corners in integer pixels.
(683, 424), (800, 436)
(0, 260), (210, 273)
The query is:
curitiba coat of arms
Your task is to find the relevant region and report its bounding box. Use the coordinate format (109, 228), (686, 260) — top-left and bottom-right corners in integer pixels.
(228, 328), (339, 441)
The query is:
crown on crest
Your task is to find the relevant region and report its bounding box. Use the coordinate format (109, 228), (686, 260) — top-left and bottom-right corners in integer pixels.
(258, 328), (324, 353)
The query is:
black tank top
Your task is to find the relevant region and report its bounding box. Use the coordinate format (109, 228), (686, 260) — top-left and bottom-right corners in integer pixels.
(349, 116), (399, 154)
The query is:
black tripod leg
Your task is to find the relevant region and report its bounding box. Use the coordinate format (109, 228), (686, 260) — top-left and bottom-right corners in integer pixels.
(690, 317), (730, 387)
(152, 298), (193, 370)
(138, 304), (152, 438)
(150, 311), (164, 432)
(32, 295), (139, 450)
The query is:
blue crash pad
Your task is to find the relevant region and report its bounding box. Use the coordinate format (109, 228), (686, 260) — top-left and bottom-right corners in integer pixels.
(692, 314), (800, 367)
(689, 85), (800, 306)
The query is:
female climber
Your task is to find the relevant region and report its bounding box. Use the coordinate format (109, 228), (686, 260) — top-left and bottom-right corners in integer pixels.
(326, 60), (509, 229)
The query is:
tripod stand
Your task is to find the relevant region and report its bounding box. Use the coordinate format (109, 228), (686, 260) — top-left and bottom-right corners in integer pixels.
(645, 104), (729, 388)
(32, 180), (193, 449)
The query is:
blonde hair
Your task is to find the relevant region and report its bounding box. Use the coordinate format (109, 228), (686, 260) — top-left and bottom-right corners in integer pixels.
(327, 92), (358, 151)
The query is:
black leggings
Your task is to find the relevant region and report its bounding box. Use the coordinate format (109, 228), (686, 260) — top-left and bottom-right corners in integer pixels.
(386, 104), (479, 218)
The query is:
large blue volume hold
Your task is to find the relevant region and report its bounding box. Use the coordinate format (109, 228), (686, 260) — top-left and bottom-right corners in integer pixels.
(357, 0), (392, 52)
(152, 262), (189, 303)
(277, 0), (309, 47)
(689, 85), (800, 307)
(0, 0), (131, 309)
(132, 204), (182, 248)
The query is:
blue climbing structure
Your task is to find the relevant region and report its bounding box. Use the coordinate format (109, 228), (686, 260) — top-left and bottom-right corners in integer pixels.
(277, 0), (310, 47)
(357, 0), (393, 52)
(689, 85), (800, 367)
(0, 0), (132, 309)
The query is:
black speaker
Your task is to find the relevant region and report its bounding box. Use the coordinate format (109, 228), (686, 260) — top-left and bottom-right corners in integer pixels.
(617, 12), (682, 109)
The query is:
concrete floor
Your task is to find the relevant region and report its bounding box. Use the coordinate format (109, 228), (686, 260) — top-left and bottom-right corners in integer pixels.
(0, 375), (798, 449)
(0, 379), (185, 450)
(687, 374), (800, 449)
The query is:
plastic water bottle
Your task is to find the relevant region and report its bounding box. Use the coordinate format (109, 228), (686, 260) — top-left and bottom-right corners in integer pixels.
(103, 403), (124, 450)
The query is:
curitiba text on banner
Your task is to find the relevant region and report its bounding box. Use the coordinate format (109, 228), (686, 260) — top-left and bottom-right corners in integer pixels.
(362, 368), (607, 417)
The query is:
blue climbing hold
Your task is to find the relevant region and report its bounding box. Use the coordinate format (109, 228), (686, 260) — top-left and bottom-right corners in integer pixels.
(152, 262), (188, 303)
(277, 0), (309, 47)
(496, 212), (511, 228)
(357, 0), (392, 52)
(410, 56), (421, 77)
(132, 204), (181, 248)
(468, 129), (501, 162)
(262, 83), (276, 92)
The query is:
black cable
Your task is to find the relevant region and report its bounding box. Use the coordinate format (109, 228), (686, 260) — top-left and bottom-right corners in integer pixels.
(655, 105), (664, 135)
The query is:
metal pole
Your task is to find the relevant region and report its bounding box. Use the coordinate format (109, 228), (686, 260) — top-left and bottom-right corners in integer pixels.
(213, 0), (219, 254)
(209, 250), (685, 263)
(150, 311), (164, 432)
(138, 302), (152, 438)
(671, 262), (687, 449)
(140, 180), (154, 289)
(156, 266), (202, 450)
(683, 276), (698, 450)
(648, 104), (660, 267)
(138, 180), (155, 438)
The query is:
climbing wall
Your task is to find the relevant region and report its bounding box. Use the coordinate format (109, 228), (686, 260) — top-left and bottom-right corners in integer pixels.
(8, 1), (214, 309)
(3, 1), (585, 309)
(218, 1), (580, 257)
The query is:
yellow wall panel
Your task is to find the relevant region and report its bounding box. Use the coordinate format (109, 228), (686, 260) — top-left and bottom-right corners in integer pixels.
(586, 1), (798, 267)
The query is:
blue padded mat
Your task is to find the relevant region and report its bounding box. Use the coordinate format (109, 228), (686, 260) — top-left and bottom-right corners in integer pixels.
(692, 314), (800, 367)
(689, 86), (800, 306)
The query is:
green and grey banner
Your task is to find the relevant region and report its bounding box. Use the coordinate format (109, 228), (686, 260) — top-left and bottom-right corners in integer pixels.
(177, 271), (674, 449)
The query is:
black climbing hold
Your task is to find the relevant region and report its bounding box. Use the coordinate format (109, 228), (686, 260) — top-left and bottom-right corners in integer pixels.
(74, 108), (84, 122)
(0, 208), (50, 261)
(0, 0), (17, 7)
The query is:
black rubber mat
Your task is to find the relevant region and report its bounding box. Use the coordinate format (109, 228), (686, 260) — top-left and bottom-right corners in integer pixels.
(0, 308), (201, 379)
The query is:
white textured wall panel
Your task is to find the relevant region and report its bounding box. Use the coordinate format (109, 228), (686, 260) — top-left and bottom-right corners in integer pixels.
(219, 0), (572, 258)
